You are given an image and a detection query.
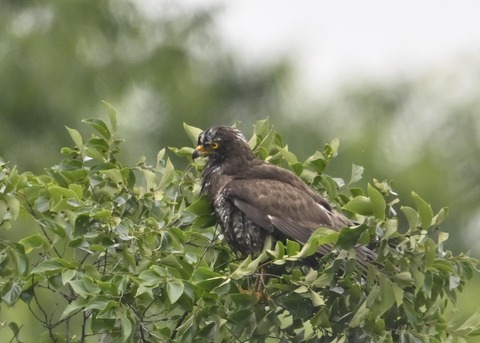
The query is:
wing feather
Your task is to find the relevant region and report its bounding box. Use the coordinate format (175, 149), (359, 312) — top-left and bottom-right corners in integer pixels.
(232, 198), (275, 233)
(224, 173), (350, 243)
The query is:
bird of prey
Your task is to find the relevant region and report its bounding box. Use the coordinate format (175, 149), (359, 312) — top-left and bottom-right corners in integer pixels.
(192, 125), (376, 269)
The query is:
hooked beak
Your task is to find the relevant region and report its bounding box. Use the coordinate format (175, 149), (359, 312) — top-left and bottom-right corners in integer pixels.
(192, 145), (207, 160)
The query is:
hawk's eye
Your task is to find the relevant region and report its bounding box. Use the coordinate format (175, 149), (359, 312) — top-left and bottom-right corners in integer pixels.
(212, 142), (220, 149)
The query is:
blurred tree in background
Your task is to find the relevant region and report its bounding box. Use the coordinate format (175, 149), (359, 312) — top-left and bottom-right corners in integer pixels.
(0, 0), (290, 171)
(1, 0), (480, 340)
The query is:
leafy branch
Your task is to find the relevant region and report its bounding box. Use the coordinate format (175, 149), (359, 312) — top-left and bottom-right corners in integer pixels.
(0, 109), (479, 342)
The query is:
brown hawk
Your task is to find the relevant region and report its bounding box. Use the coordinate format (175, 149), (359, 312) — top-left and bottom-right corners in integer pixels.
(192, 126), (376, 269)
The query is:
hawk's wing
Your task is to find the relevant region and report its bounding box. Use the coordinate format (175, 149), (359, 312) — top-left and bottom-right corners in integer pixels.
(224, 176), (349, 245)
(225, 176), (377, 267)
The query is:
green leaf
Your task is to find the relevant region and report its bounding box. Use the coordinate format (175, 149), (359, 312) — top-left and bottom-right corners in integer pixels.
(294, 285), (308, 293)
(305, 151), (326, 173)
(33, 196), (50, 212)
(48, 185), (81, 202)
(50, 199), (73, 212)
(376, 274), (396, 316)
(8, 242), (28, 276)
(286, 239), (301, 256)
(19, 234), (48, 254)
(343, 196), (373, 215)
(368, 183), (386, 220)
(85, 140), (108, 160)
(117, 307), (133, 342)
(65, 126), (84, 156)
(230, 254), (265, 280)
(167, 280), (184, 304)
(391, 283), (404, 307)
(449, 275), (461, 290)
(101, 169), (124, 185)
(400, 206), (419, 231)
(191, 267), (221, 282)
(169, 146), (195, 158)
(257, 130), (276, 154)
(156, 148), (166, 168)
(2, 281), (22, 306)
(185, 196), (212, 216)
(449, 308), (480, 336)
(323, 138), (340, 160)
(336, 225), (368, 250)
(381, 219), (398, 240)
(424, 238), (436, 268)
(402, 300), (418, 327)
(183, 123), (203, 145)
(229, 308), (254, 329)
(82, 118), (111, 139)
(0, 248), (7, 264)
(96, 281), (119, 296)
(138, 269), (163, 287)
(0, 199), (8, 222)
(317, 175), (337, 200)
(158, 158), (175, 190)
(391, 271), (412, 287)
(212, 279), (231, 296)
(432, 207), (449, 226)
(60, 298), (88, 319)
(69, 183), (83, 199)
(278, 147), (298, 164)
(412, 192), (433, 229)
(349, 164), (364, 185)
(61, 269), (76, 285)
(269, 240), (285, 261)
(310, 290), (325, 307)
(5, 196), (20, 221)
(290, 162), (304, 176)
(192, 272), (226, 290)
(102, 101), (118, 133)
(37, 218), (67, 238)
(32, 259), (77, 274)
(292, 228), (338, 258)
(84, 264), (101, 281)
(191, 215), (216, 230)
(69, 277), (101, 298)
(438, 231), (449, 246)
(432, 260), (455, 274)
(349, 301), (369, 328)
(411, 266), (426, 292)
(91, 209), (111, 220)
(90, 297), (118, 318)
(253, 118), (270, 137)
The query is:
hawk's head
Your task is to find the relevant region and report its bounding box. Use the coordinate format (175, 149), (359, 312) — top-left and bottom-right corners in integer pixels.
(192, 126), (254, 166)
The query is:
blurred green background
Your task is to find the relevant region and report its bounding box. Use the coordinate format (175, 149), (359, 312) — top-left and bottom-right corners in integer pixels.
(1, 1), (479, 341)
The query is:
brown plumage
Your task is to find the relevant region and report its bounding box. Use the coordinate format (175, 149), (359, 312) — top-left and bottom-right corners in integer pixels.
(192, 126), (376, 269)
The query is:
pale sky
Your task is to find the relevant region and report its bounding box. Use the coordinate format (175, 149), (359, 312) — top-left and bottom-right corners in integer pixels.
(184, 0), (480, 93)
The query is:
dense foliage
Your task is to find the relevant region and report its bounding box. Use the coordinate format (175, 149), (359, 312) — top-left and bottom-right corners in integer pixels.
(1, 107), (479, 342)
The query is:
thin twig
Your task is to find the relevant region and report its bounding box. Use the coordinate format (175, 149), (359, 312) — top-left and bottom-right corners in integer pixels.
(81, 311), (90, 342)
(31, 288), (57, 342)
(21, 194), (63, 258)
(8, 324), (23, 343)
(169, 311), (188, 341)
